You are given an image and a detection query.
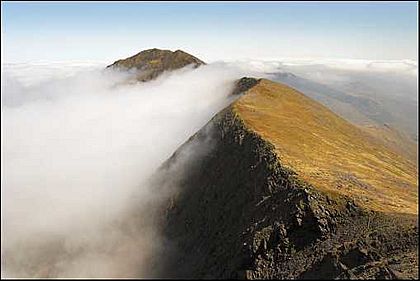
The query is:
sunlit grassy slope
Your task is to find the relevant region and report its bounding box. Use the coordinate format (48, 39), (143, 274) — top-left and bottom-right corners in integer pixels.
(234, 79), (418, 214)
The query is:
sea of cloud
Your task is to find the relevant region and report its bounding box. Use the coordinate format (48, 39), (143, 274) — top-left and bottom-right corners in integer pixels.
(1, 57), (417, 277)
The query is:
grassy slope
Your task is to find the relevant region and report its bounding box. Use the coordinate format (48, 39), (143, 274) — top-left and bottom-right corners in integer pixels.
(360, 124), (418, 164)
(234, 79), (418, 214)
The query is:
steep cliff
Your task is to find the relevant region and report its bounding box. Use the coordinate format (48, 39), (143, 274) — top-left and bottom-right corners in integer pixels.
(150, 79), (418, 279)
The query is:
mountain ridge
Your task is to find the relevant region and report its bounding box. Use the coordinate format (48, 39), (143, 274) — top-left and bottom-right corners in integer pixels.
(234, 79), (417, 214)
(150, 77), (418, 279)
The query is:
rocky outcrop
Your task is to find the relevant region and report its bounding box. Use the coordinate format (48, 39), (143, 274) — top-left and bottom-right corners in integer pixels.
(148, 79), (418, 279)
(231, 77), (260, 96)
(106, 48), (205, 82)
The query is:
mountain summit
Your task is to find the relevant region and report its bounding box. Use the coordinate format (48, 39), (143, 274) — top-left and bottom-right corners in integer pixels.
(107, 48), (205, 81)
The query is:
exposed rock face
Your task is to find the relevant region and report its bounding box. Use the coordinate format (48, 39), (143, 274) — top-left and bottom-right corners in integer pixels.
(106, 48), (205, 82)
(231, 77), (260, 96)
(148, 79), (418, 279)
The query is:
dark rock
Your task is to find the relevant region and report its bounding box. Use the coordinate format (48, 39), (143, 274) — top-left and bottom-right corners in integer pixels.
(231, 77), (261, 96)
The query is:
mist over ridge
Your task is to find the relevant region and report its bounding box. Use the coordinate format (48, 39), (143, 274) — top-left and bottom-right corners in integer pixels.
(1, 54), (418, 277)
(2, 61), (244, 277)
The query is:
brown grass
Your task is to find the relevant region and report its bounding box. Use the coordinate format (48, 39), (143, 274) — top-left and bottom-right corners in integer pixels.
(360, 124), (418, 164)
(234, 79), (418, 214)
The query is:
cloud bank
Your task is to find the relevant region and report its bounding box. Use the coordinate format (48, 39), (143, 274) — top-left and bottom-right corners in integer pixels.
(1, 62), (244, 277)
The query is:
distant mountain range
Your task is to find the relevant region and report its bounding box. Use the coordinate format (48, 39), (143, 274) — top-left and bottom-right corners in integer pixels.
(109, 49), (418, 279)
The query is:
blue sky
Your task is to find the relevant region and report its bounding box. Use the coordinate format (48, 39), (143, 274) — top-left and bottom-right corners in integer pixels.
(1, 1), (418, 63)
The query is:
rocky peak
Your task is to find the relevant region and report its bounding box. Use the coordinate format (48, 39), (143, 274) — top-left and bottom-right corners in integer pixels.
(231, 77), (261, 96)
(106, 48), (205, 82)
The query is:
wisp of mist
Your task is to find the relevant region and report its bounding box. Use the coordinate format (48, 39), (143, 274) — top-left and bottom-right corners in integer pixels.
(1, 62), (242, 277)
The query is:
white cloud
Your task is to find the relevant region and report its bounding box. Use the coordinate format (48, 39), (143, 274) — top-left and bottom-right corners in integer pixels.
(1, 62), (244, 277)
(220, 58), (418, 76)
